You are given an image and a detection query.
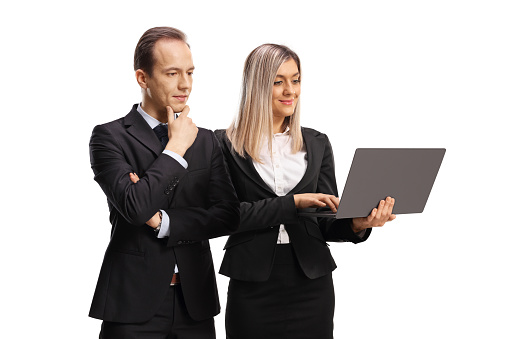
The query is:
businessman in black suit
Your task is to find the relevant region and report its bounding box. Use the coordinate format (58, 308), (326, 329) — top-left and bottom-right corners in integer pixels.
(88, 27), (239, 339)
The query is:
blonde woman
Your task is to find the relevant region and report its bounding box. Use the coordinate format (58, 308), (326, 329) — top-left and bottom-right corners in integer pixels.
(215, 44), (396, 339)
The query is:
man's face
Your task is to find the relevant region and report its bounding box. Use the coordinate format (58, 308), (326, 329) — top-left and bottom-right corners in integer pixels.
(144, 39), (194, 113)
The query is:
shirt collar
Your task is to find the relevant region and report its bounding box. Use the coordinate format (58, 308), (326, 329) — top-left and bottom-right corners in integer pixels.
(137, 103), (166, 129)
(274, 126), (291, 137)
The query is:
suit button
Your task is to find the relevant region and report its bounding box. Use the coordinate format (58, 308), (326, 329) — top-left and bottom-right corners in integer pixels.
(177, 241), (183, 245)
(164, 189), (170, 195)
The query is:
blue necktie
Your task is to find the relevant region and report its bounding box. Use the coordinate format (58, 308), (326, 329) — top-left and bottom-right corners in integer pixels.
(153, 124), (169, 147)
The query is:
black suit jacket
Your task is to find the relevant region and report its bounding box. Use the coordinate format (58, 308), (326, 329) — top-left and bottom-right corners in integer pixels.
(215, 128), (370, 282)
(89, 105), (239, 323)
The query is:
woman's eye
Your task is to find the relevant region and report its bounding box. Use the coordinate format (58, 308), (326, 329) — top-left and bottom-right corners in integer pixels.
(274, 81), (283, 86)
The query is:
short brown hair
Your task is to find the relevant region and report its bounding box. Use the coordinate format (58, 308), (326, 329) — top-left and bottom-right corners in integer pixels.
(134, 27), (189, 76)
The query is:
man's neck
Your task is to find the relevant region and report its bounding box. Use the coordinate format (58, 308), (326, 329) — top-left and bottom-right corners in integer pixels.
(140, 101), (167, 123)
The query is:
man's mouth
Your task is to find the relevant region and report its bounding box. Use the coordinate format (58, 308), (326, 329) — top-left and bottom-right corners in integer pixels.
(173, 95), (187, 102)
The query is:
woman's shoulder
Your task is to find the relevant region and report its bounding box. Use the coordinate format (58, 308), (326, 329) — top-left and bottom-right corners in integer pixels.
(301, 126), (329, 141)
(213, 129), (235, 153)
(213, 129), (228, 143)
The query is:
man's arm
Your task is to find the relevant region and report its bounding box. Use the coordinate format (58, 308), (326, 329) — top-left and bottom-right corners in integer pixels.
(91, 105), (198, 227)
(90, 123), (188, 226)
(164, 131), (240, 247)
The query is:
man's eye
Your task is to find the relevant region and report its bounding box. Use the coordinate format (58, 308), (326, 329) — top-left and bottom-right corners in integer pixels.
(168, 73), (177, 77)
(188, 72), (194, 76)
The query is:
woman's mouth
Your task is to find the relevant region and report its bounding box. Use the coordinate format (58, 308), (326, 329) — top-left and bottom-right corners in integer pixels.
(279, 100), (294, 105)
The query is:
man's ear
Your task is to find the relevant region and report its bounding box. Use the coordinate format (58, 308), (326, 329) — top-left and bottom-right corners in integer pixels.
(135, 69), (149, 89)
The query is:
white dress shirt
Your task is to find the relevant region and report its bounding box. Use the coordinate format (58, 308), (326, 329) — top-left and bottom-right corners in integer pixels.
(253, 127), (307, 244)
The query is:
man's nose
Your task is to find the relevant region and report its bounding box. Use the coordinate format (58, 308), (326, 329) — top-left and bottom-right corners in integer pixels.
(178, 74), (192, 90)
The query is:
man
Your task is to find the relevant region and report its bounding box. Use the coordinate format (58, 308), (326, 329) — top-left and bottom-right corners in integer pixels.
(89, 27), (239, 339)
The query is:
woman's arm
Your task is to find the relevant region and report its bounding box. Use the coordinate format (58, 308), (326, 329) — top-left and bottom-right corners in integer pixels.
(314, 134), (370, 242)
(316, 134), (395, 241)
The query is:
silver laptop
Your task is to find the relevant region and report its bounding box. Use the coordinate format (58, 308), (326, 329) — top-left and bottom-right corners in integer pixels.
(298, 148), (446, 219)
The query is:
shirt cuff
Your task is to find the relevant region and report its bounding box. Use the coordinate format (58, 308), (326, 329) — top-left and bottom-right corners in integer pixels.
(162, 150), (188, 169)
(157, 210), (170, 238)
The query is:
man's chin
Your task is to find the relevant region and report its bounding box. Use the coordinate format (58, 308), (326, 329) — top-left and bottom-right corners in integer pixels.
(168, 102), (187, 113)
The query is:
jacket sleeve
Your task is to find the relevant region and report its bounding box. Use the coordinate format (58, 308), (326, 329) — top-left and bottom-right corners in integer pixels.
(164, 131), (240, 246)
(235, 195), (299, 232)
(89, 124), (188, 226)
(316, 134), (371, 243)
(214, 130), (299, 233)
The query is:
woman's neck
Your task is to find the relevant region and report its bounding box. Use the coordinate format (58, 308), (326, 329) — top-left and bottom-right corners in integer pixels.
(273, 117), (286, 134)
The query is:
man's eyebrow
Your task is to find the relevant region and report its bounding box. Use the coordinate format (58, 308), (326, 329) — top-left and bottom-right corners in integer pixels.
(162, 66), (195, 72)
(275, 72), (300, 78)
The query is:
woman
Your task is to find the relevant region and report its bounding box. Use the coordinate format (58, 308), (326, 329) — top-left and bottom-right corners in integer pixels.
(215, 44), (396, 339)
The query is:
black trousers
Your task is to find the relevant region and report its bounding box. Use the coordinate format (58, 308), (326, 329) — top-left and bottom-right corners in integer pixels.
(226, 244), (335, 339)
(100, 284), (215, 339)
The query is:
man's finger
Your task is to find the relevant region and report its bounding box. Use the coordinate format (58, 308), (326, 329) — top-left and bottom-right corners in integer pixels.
(167, 106), (175, 124)
(179, 105), (190, 119)
(129, 173), (138, 183)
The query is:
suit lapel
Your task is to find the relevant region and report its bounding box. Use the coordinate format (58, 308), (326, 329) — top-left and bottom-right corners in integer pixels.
(124, 106), (164, 156)
(288, 128), (324, 194)
(227, 128), (325, 196)
(232, 151), (275, 196)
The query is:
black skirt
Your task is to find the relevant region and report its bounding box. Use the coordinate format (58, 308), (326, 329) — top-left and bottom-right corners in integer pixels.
(225, 244), (335, 339)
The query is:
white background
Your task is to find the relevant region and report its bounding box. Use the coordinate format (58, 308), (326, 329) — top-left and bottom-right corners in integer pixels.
(1, 0), (508, 338)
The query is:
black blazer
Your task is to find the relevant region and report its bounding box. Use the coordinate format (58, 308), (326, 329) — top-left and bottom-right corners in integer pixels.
(215, 128), (370, 282)
(88, 105), (239, 323)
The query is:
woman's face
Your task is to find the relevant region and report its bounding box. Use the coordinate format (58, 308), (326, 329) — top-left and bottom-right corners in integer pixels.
(272, 58), (301, 122)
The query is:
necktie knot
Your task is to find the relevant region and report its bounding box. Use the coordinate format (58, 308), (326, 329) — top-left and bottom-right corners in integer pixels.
(153, 124), (169, 146)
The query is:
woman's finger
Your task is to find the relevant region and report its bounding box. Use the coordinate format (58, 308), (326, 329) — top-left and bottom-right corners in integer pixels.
(321, 196), (337, 212)
(375, 200), (385, 220)
(366, 208), (376, 223)
(387, 197), (395, 215)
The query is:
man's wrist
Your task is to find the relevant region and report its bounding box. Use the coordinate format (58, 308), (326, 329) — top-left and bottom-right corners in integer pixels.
(165, 141), (187, 157)
(154, 211), (163, 234)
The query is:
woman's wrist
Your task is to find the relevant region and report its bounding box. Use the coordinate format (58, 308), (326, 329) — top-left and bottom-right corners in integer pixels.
(351, 218), (366, 233)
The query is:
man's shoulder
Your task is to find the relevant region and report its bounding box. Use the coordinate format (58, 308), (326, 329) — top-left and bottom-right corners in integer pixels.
(194, 127), (220, 152)
(94, 116), (125, 130)
(92, 105), (138, 134)
(197, 126), (214, 139)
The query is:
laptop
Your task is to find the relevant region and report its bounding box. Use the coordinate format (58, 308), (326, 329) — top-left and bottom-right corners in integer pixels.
(298, 148), (446, 219)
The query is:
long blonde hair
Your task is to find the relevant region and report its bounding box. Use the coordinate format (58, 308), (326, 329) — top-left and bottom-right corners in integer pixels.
(227, 44), (303, 162)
